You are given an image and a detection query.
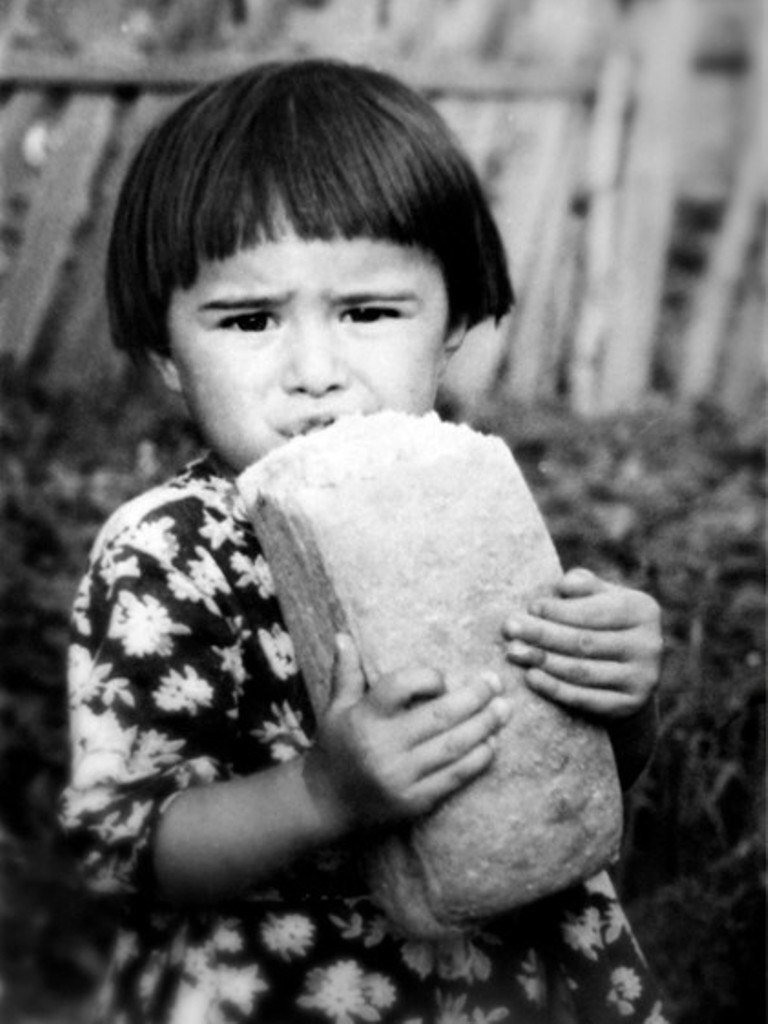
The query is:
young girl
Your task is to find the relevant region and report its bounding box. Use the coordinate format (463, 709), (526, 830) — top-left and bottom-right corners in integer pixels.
(61, 60), (667, 1023)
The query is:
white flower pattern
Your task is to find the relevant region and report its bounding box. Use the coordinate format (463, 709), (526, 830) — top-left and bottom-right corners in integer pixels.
(562, 906), (604, 961)
(258, 624), (298, 679)
(298, 959), (393, 1022)
(251, 701), (311, 761)
(230, 550), (275, 596)
(261, 913), (316, 960)
(608, 966), (643, 1016)
(154, 666), (214, 714)
(128, 516), (180, 563)
(108, 591), (191, 657)
(59, 455), (666, 1024)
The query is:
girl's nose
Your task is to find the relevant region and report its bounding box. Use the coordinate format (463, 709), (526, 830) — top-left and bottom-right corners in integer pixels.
(281, 324), (348, 397)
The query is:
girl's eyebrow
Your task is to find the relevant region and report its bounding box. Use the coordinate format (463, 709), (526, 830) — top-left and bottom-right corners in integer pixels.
(199, 295), (288, 311)
(332, 290), (420, 306)
(344, 290), (415, 300)
(199, 290), (419, 311)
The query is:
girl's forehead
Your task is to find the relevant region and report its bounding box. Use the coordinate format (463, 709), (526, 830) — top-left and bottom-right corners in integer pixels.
(193, 233), (443, 288)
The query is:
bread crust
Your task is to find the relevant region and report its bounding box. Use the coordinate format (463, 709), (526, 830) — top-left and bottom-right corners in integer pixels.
(238, 412), (623, 937)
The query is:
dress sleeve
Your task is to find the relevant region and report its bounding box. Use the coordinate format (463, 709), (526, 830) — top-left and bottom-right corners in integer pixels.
(60, 503), (246, 899)
(608, 695), (659, 791)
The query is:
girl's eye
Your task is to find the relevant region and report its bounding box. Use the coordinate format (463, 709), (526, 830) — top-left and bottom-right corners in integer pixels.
(344, 306), (399, 324)
(219, 311), (276, 332)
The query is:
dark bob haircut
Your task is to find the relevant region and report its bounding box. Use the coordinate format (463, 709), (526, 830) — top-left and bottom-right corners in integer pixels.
(106, 59), (514, 361)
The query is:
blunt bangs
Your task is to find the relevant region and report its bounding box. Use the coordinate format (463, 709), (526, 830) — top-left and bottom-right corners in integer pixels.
(107, 60), (513, 360)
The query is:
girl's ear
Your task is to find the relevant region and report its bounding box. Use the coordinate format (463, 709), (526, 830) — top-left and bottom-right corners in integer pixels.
(149, 352), (183, 393)
(440, 322), (467, 372)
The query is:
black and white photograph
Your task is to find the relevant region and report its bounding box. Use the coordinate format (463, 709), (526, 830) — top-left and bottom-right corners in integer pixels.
(0, 2), (764, 1022)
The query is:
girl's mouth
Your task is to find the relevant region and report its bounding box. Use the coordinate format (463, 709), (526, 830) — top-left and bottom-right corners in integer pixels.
(286, 415), (339, 438)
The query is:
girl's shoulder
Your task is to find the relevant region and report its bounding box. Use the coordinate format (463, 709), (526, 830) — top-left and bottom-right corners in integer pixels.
(89, 453), (252, 562)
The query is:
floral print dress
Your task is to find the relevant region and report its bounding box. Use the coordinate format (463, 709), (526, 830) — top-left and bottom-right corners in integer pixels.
(61, 455), (668, 1024)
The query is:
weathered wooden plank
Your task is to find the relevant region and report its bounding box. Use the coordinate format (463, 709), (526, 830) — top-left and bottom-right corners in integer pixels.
(718, 258), (766, 415)
(44, 94), (177, 390)
(0, 0), (32, 65)
(278, 0), (384, 59)
(0, 93), (117, 365)
(493, 103), (578, 294)
(678, 132), (764, 401)
(0, 47), (601, 100)
(503, 108), (582, 402)
(0, 89), (49, 294)
(596, 0), (697, 413)
(506, 0), (618, 65)
(436, 97), (516, 415)
(570, 48), (635, 415)
(440, 100), (578, 410)
(436, 96), (506, 186)
(694, 0), (755, 70)
(0, 89), (45, 204)
(679, 70), (751, 203)
(406, 0), (516, 60)
(545, 203), (583, 398)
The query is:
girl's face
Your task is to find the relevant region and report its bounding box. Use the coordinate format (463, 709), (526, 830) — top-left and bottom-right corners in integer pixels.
(159, 232), (465, 472)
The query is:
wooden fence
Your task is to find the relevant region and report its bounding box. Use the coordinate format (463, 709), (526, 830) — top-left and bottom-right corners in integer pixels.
(0, 0), (764, 418)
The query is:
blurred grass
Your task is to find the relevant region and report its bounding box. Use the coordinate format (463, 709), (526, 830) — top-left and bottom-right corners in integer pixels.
(0, 369), (765, 1023)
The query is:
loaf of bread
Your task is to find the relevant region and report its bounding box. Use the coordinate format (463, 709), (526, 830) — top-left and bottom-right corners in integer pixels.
(237, 411), (622, 937)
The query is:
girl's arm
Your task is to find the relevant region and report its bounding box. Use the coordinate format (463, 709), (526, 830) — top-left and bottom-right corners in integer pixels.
(153, 752), (343, 904)
(154, 636), (510, 904)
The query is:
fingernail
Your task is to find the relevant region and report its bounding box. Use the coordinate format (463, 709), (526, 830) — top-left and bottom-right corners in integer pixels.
(507, 639), (530, 659)
(480, 670), (503, 694)
(492, 697), (513, 724)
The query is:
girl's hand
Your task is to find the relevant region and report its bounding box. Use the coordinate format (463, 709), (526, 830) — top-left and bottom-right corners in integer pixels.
(306, 634), (511, 832)
(503, 568), (662, 720)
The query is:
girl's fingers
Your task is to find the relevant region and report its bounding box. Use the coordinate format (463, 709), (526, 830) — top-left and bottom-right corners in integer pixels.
(505, 618), (646, 662)
(408, 740), (497, 813)
(404, 674), (507, 747)
(521, 652), (646, 691)
(509, 588), (660, 632)
(411, 697), (511, 775)
(525, 668), (644, 718)
(555, 567), (611, 598)
(504, 639), (547, 667)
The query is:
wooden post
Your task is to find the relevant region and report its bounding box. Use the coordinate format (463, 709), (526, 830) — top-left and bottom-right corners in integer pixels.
(0, 94), (116, 366)
(502, 108), (582, 402)
(0, 90), (45, 211)
(384, 0), (516, 60)
(596, 0), (697, 413)
(0, 48), (599, 99)
(439, 101), (577, 413)
(45, 94), (177, 390)
(436, 97), (513, 415)
(678, 130), (765, 402)
(0, 0), (32, 66)
(570, 48), (635, 415)
(718, 259), (766, 415)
